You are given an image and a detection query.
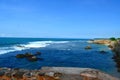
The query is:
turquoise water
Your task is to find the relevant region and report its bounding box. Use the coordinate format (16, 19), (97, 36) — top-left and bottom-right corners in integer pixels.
(0, 37), (119, 78)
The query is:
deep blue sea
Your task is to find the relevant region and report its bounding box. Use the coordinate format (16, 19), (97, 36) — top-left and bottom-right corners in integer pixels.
(0, 37), (120, 78)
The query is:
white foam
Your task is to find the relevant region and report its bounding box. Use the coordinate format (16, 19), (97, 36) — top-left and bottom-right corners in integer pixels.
(22, 41), (53, 48)
(0, 41), (69, 54)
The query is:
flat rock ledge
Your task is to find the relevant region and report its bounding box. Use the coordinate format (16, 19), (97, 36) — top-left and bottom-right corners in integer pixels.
(0, 67), (119, 80)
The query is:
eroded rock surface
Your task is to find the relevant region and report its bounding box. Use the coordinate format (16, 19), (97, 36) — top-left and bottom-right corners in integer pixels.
(0, 67), (119, 80)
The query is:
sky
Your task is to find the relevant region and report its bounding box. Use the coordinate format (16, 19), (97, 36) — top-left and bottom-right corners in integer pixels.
(0, 0), (120, 38)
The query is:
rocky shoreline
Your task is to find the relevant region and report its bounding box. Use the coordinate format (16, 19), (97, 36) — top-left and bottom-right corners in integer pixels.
(88, 39), (120, 72)
(0, 67), (119, 80)
(0, 39), (120, 80)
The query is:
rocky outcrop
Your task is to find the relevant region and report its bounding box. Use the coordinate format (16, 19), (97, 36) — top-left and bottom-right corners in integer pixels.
(16, 52), (42, 62)
(88, 39), (120, 73)
(88, 39), (117, 49)
(0, 67), (119, 80)
(111, 40), (120, 72)
(88, 39), (111, 45)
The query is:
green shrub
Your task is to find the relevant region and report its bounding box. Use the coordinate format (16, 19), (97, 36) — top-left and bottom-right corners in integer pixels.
(117, 38), (120, 40)
(110, 37), (116, 41)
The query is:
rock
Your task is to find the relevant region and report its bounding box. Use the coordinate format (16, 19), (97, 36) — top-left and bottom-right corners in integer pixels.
(16, 52), (42, 62)
(85, 46), (92, 50)
(12, 71), (25, 79)
(0, 71), (5, 76)
(0, 67), (119, 80)
(37, 72), (45, 76)
(89, 39), (111, 45)
(35, 52), (41, 56)
(17, 45), (25, 48)
(117, 68), (120, 72)
(54, 72), (62, 79)
(23, 72), (32, 79)
(24, 52), (34, 57)
(99, 50), (107, 54)
(108, 45), (113, 49)
(16, 54), (25, 58)
(5, 72), (12, 78)
(45, 72), (54, 77)
(27, 56), (38, 62)
(38, 58), (44, 61)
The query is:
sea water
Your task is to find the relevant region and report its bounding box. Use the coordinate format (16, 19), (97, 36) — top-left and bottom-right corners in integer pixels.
(0, 37), (120, 77)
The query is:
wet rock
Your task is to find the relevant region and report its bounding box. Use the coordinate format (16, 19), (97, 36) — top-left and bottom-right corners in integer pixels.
(85, 46), (92, 50)
(16, 54), (25, 58)
(117, 68), (120, 72)
(17, 45), (25, 48)
(35, 51), (41, 56)
(108, 45), (113, 49)
(25, 52), (34, 57)
(99, 50), (107, 54)
(38, 58), (44, 61)
(27, 56), (38, 62)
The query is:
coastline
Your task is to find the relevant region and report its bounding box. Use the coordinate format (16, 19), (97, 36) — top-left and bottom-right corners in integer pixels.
(0, 38), (120, 79)
(88, 39), (120, 72)
(0, 67), (119, 80)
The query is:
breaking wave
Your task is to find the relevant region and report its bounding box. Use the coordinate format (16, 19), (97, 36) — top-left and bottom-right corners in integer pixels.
(0, 41), (69, 54)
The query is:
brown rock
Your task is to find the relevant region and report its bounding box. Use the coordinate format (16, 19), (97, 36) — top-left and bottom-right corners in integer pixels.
(85, 46), (92, 50)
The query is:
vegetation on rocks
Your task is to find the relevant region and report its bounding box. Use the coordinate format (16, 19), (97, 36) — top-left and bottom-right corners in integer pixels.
(109, 37), (117, 41)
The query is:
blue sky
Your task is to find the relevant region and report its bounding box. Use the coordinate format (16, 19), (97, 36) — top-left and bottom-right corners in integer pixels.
(0, 0), (120, 38)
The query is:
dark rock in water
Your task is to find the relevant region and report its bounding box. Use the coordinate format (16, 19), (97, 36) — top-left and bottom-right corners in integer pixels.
(27, 56), (38, 62)
(117, 68), (120, 72)
(108, 45), (113, 49)
(16, 52), (43, 62)
(25, 53), (34, 57)
(16, 52), (34, 59)
(17, 45), (25, 48)
(112, 55), (117, 59)
(38, 58), (44, 61)
(99, 50), (107, 54)
(35, 51), (41, 56)
(85, 46), (92, 50)
(16, 54), (25, 58)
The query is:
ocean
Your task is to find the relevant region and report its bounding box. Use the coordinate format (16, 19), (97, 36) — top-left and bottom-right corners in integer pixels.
(0, 37), (120, 77)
